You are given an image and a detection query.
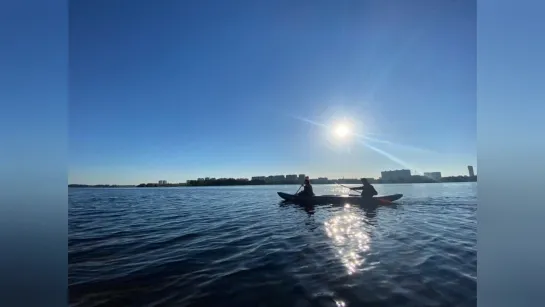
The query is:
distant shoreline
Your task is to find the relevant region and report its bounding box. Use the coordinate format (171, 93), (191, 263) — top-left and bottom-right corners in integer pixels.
(69, 177), (477, 188)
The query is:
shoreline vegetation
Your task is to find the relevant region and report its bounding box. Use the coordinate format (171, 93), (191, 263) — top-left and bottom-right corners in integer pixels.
(69, 175), (477, 188)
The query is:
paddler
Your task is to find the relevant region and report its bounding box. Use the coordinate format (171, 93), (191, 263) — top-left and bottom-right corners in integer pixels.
(350, 178), (378, 198)
(298, 176), (315, 197)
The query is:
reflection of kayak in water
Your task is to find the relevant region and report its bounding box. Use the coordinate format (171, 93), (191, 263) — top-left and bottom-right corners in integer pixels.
(277, 192), (403, 205)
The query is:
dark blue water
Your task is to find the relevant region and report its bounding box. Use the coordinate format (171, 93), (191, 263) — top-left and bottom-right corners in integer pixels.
(69, 183), (477, 307)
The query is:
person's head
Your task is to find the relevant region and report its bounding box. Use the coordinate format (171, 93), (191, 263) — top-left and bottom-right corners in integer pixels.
(361, 178), (369, 185)
(305, 176), (310, 184)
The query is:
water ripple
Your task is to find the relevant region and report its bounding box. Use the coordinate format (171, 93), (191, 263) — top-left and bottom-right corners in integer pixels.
(70, 183), (477, 306)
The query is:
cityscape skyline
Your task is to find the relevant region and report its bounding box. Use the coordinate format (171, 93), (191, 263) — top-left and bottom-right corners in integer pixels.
(70, 166), (477, 186)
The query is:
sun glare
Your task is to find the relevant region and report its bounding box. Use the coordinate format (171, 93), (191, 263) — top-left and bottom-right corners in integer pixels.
(334, 123), (351, 138)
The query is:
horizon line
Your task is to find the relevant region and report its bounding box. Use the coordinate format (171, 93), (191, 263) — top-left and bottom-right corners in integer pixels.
(69, 172), (477, 186)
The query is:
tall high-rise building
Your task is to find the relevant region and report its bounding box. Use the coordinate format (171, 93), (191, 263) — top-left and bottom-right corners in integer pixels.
(468, 165), (475, 177)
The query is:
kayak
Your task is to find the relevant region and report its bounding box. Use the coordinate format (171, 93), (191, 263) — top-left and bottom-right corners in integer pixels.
(277, 192), (403, 205)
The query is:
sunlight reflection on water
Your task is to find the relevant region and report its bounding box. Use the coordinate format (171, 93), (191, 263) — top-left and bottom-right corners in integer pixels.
(324, 204), (371, 275)
(335, 298), (347, 307)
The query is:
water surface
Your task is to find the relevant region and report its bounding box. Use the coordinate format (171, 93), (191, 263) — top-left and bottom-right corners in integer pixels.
(69, 183), (477, 307)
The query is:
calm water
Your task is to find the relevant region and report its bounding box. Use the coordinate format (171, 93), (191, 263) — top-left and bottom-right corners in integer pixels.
(69, 183), (477, 307)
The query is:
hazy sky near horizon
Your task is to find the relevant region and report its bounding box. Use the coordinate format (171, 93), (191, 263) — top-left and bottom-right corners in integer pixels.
(69, 0), (476, 185)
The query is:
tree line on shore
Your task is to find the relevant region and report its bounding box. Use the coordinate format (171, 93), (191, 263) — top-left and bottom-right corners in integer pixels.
(69, 175), (476, 188)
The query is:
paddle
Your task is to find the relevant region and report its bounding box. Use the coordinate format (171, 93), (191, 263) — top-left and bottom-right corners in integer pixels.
(337, 183), (359, 191)
(337, 183), (392, 204)
(335, 182), (357, 192)
(295, 184), (303, 195)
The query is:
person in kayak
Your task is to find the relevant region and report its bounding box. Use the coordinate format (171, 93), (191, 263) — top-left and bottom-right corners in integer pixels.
(298, 176), (315, 197)
(350, 178), (378, 198)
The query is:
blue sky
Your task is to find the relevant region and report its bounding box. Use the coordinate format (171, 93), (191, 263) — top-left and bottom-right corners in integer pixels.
(69, 0), (476, 185)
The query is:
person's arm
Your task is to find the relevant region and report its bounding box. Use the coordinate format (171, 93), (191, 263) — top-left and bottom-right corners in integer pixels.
(372, 186), (378, 195)
(350, 186), (364, 191)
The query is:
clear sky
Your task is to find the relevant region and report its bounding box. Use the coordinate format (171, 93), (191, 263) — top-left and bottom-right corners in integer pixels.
(69, 0), (476, 185)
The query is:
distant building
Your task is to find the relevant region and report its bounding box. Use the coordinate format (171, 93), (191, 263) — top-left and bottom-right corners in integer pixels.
(273, 175), (285, 182)
(298, 174), (306, 181)
(423, 172), (442, 181)
(158, 180), (168, 185)
(251, 176), (266, 181)
(312, 177), (329, 184)
(468, 165), (475, 177)
(381, 169), (412, 181)
(286, 174), (297, 180)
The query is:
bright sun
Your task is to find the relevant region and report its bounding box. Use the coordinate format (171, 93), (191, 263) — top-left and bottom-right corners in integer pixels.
(334, 123), (351, 138)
